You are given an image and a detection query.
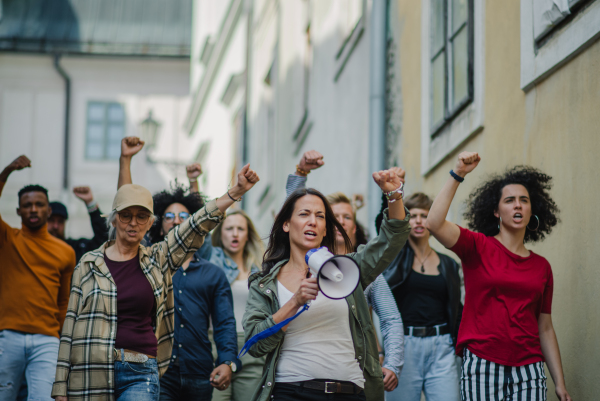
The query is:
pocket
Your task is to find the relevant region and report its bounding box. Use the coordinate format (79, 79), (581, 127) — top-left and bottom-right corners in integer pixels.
(363, 353), (382, 378)
(124, 359), (158, 377)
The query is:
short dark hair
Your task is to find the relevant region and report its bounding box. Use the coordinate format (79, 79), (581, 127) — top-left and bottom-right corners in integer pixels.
(404, 192), (433, 211)
(149, 183), (205, 244)
(464, 166), (560, 243)
(18, 185), (49, 204)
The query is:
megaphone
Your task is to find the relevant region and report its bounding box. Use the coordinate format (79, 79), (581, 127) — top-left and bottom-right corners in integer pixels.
(305, 247), (361, 300)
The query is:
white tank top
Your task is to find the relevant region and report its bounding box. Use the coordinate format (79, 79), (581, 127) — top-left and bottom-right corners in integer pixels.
(274, 281), (365, 387)
(231, 279), (248, 333)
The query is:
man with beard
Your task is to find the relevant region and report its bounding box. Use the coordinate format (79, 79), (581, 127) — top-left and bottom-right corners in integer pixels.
(0, 155), (76, 401)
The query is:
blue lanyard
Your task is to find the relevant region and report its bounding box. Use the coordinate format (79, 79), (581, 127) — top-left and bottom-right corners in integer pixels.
(238, 303), (310, 358)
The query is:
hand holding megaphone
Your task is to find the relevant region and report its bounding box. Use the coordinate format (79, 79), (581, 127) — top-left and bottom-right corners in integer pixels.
(306, 247), (361, 300)
(291, 277), (319, 307)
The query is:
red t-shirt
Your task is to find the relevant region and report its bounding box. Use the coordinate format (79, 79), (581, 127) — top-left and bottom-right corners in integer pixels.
(450, 226), (553, 366)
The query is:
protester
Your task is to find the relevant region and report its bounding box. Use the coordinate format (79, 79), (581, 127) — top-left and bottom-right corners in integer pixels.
(243, 167), (410, 401)
(285, 152), (405, 395)
(425, 152), (571, 401)
(377, 192), (463, 401)
(210, 210), (266, 401)
(47, 186), (109, 261)
(51, 137), (259, 401)
(117, 142), (240, 400)
(0, 155), (76, 401)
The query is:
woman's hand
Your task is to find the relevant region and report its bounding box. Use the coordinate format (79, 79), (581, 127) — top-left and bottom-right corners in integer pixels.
(186, 163), (203, 179)
(228, 164), (260, 199)
(372, 167), (405, 193)
(298, 150), (325, 172)
(555, 386), (572, 401)
(382, 367), (398, 392)
(454, 151), (481, 177)
(291, 277), (319, 307)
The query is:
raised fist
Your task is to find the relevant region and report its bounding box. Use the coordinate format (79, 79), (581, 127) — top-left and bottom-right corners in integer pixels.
(298, 150), (324, 172)
(73, 186), (94, 204)
(121, 137), (145, 158)
(229, 164), (260, 198)
(372, 168), (404, 193)
(186, 163), (203, 180)
(454, 152), (481, 176)
(6, 155), (31, 172)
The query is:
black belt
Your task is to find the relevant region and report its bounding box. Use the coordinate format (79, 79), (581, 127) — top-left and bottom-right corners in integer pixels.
(405, 324), (450, 337)
(281, 380), (363, 394)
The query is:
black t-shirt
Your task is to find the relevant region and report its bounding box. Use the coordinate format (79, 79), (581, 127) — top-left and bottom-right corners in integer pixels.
(393, 270), (448, 327)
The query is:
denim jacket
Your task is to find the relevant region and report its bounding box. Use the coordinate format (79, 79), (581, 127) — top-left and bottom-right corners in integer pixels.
(209, 246), (260, 284)
(242, 209), (411, 401)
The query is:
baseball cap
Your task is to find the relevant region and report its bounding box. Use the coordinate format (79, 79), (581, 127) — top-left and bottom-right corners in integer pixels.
(111, 184), (154, 214)
(49, 202), (69, 219)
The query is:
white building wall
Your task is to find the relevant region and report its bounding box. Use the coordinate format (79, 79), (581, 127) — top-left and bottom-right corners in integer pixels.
(0, 54), (192, 239)
(243, 0), (372, 237)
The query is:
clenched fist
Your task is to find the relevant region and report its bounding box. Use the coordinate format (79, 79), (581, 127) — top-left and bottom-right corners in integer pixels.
(121, 137), (145, 158)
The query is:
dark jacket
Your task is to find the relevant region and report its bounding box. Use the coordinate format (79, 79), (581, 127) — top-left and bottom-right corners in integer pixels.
(382, 245), (463, 345)
(65, 209), (109, 262)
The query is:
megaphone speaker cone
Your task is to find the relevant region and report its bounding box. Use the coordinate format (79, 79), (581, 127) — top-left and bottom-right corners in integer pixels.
(306, 247), (361, 300)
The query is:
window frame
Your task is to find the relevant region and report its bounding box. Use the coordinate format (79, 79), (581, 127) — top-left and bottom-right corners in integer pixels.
(430, 0), (475, 137)
(520, 0), (600, 92)
(420, 0), (485, 175)
(85, 101), (126, 161)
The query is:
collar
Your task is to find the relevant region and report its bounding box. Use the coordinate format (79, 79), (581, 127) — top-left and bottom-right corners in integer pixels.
(21, 223), (51, 238)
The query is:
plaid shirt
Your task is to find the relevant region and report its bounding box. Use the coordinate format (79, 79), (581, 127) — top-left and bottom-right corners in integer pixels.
(51, 200), (223, 401)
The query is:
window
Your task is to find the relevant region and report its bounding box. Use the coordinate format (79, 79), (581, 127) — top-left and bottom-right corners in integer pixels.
(420, 0), (483, 174)
(430, 0), (473, 134)
(521, 0), (600, 91)
(85, 102), (125, 160)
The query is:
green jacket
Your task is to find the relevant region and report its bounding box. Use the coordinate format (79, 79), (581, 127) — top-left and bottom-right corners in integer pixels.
(242, 209), (411, 401)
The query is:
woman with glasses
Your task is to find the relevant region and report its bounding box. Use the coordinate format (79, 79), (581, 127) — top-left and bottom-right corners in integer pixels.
(52, 137), (260, 401)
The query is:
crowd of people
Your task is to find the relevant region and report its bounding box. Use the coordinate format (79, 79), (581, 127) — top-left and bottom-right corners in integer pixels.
(0, 138), (572, 401)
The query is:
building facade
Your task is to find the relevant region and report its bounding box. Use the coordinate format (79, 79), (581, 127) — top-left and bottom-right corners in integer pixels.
(0, 0), (194, 238)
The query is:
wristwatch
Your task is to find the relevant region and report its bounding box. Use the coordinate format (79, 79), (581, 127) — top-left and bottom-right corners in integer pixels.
(223, 360), (237, 373)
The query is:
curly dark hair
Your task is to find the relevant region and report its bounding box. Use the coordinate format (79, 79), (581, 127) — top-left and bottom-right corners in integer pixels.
(463, 166), (560, 243)
(18, 184), (48, 205)
(149, 183), (205, 244)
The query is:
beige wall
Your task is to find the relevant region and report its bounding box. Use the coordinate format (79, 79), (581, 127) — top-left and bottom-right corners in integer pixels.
(392, 0), (600, 398)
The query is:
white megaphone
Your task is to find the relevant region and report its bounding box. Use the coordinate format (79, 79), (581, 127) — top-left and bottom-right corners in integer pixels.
(305, 247), (361, 300)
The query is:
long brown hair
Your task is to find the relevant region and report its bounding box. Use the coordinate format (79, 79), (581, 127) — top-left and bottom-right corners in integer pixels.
(261, 188), (352, 276)
(212, 210), (264, 269)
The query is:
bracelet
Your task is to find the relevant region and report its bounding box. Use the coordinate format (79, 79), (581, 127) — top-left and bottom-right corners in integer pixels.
(296, 165), (310, 177)
(449, 170), (465, 183)
(227, 190), (242, 202)
(378, 352), (385, 357)
(383, 182), (404, 203)
(188, 178), (197, 183)
(86, 200), (98, 212)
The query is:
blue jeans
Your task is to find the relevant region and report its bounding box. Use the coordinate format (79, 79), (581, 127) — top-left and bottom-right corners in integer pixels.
(0, 329), (59, 401)
(114, 356), (159, 401)
(159, 362), (212, 401)
(387, 333), (460, 401)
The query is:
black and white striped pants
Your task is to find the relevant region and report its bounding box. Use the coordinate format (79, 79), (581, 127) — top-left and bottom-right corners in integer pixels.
(461, 349), (547, 401)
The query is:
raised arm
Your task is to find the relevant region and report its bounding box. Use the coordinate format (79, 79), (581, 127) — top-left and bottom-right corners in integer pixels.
(0, 155), (31, 198)
(285, 150), (324, 197)
(156, 164), (260, 270)
(118, 137), (145, 189)
(73, 186), (108, 246)
(426, 152), (480, 248)
(186, 163), (202, 193)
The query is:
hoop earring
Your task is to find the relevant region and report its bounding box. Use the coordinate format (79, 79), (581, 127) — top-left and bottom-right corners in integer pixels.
(527, 215), (540, 231)
(498, 216), (502, 232)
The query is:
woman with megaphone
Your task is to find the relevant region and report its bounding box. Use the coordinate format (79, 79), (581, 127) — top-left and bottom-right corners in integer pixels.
(243, 168), (411, 401)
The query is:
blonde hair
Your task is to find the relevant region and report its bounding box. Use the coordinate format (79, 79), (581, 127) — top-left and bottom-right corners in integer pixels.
(326, 192), (355, 220)
(212, 210), (264, 269)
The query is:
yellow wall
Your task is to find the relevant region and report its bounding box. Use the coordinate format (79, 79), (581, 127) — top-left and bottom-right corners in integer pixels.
(393, 1), (600, 398)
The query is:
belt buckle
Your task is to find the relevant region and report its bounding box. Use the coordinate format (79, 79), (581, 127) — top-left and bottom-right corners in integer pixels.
(324, 382), (336, 394)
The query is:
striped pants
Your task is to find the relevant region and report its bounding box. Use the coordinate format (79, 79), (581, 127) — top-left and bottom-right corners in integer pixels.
(460, 349), (547, 401)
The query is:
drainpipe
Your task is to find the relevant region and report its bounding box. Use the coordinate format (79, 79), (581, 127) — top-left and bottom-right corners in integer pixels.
(53, 54), (71, 191)
(368, 0), (387, 237)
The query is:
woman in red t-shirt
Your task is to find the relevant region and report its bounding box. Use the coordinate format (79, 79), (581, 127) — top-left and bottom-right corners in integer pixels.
(425, 152), (571, 401)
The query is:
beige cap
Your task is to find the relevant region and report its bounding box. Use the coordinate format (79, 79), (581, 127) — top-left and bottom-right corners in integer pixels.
(111, 184), (154, 214)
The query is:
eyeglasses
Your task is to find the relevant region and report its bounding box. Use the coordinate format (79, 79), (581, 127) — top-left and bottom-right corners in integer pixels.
(163, 212), (190, 222)
(118, 211), (151, 224)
